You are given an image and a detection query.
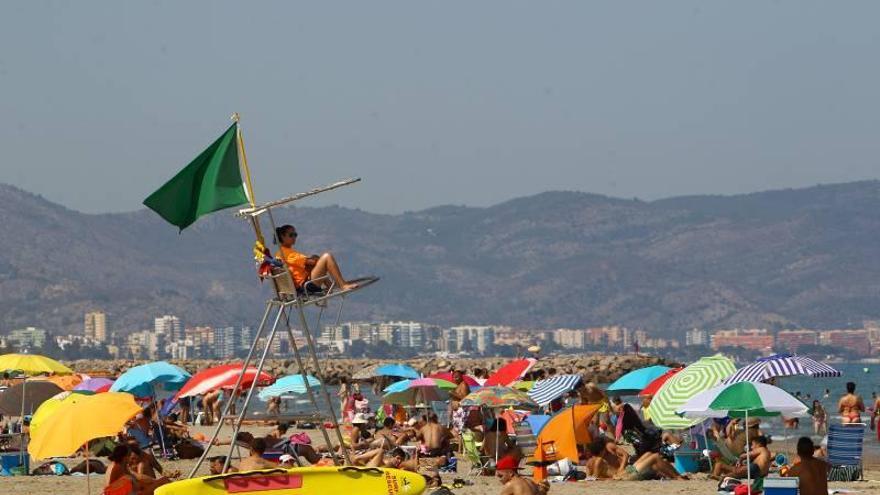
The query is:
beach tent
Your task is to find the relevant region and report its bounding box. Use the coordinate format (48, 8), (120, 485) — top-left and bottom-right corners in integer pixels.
(533, 404), (600, 481)
(646, 354), (735, 430)
(606, 365), (671, 395)
(723, 353), (841, 385)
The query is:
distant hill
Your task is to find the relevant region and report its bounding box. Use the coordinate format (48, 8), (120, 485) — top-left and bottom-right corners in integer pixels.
(1, 180), (880, 337)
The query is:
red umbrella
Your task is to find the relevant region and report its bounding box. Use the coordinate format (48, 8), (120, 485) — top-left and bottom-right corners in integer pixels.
(638, 367), (683, 397)
(174, 364), (275, 399)
(428, 372), (480, 387)
(484, 358), (537, 387)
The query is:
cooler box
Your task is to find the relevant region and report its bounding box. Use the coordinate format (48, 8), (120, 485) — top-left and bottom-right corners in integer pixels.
(673, 450), (701, 474)
(763, 477), (798, 495)
(0, 452), (29, 476)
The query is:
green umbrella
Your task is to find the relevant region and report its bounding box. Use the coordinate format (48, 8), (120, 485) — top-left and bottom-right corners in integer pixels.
(646, 354), (736, 430)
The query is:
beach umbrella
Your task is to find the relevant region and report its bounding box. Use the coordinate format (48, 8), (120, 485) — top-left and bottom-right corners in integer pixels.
(0, 380), (63, 415)
(30, 390), (94, 435)
(606, 365), (671, 395)
(638, 367), (683, 397)
(39, 374), (85, 391)
(29, 392), (142, 495)
(512, 381), (534, 391)
(0, 353), (73, 375)
(74, 377), (115, 393)
(528, 375), (583, 407)
(383, 386), (450, 406)
(484, 358), (537, 387)
(383, 377), (456, 394)
(352, 363), (420, 380)
(461, 386), (540, 410)
(646, 354), (736, 430)
(678, 381), (808, 492)
(110, 361), (190, 397)
(259, 374), (321, 400)
(428, 372), (480, 387)
(723, 353), (842, 385)
(174, 363), (274, 399)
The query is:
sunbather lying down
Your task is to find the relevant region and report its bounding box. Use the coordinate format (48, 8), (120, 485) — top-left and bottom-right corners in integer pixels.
(275, 224), (360, 291)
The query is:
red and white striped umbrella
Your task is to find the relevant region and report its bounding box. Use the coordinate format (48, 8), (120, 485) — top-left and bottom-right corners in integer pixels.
(174, 364), (274, 399)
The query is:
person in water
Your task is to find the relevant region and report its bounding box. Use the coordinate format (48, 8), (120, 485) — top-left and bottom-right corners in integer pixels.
(839, 381), (865, 424)
(275, 225), (359, 291)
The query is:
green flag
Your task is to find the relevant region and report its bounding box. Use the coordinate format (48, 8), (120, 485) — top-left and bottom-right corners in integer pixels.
(144, 123), (250, 231)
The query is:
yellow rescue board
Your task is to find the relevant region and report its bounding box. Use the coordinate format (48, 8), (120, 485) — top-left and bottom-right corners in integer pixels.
(156, 466), (426, 495)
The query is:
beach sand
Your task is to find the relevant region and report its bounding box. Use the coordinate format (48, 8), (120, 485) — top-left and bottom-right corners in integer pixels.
(7, 424), (880, 495)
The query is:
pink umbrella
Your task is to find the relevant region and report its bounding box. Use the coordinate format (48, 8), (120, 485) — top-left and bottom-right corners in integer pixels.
(73, 377), (114, 393)
(428, 372), (480, 387)
(484, 358), (537, 387)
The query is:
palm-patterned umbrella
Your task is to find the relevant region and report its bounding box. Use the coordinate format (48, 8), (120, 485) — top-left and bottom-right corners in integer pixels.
(647, 354), (736, 430)
(460, 386), (539, 410)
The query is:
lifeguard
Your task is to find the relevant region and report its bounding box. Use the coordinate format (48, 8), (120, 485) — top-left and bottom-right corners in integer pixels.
(275, 224), (359, 291)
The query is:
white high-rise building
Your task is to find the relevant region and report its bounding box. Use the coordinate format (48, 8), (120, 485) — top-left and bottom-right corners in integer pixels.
(685, 328), (710, 347)
(84, 311), (108, 343)
(154, 315), (183, 342)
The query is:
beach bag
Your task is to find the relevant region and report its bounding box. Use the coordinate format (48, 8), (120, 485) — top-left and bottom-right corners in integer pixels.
(289, 432), (312, 445)
(32, 461), (68, 476)
(717, 477), (741, 492)
(176, 439), (205, 459)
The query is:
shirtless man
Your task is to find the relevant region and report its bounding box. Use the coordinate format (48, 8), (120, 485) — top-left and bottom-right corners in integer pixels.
(275, 224), (359, 291)
(714, 435), (771, 480)
(354, 447), (418, 471)
(372, 417), (400, 449)
(419, 413), (451, 465)
(450, 370), (471, 402)
(786, 437), (828, 495)
(238, 438), (276, 471)
(724, 418), (763, 457)
(840, 382), (865, 424)
(496, 455), (548, 495)
(586, 436), (683, 481)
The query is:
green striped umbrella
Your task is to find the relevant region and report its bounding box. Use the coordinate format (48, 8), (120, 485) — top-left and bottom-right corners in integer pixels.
(647, 354), (736, 429)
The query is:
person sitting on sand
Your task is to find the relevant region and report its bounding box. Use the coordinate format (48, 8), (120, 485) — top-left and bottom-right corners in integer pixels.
(483, 418), (520, 462)
(713, 435), (771, 480)
(105, 445), (168, 495)
(353, 446), (419, 471)
(586, 436), (683, 481)
(275, 224), (360, 291)
(839, 381), (865, 424)
(418, 413), (452, 463)
(785, 437), (828, 495)
(723, 417), (763, 458)
(208, 456), (237, 475)
(373, 417), (400, 449)
(238, 438), (276, 471)
(496, 455), (549, 495)
(347, 413), (374, 450)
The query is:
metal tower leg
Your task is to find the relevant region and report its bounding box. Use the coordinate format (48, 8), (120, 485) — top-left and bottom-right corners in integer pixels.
(188, 301), (275, 477)
(222, 305), (285, 472)
(292, 302), (350, 464)
(278, 307), (344, 464)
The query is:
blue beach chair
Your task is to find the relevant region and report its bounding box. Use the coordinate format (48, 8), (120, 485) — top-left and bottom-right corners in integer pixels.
(827, 422), (866, 481)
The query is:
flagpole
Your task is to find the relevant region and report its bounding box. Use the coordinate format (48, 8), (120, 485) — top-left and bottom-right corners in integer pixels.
(231, 113), (265, 245)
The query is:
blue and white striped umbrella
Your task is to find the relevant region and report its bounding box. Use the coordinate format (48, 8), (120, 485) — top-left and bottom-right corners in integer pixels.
(723, 353), (841, 385)
(527, 374), (583, 407)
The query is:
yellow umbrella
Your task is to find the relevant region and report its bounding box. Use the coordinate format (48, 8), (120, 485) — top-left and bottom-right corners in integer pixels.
(513, 380), (535, 391)
(30, 391), (93, 436)
(0, 353), (73, 375)
(28, 392), (141, 459)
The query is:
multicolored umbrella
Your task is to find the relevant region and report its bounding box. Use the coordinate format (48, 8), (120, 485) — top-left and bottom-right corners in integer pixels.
(484, 359), (537, 387)
(646, 354), (736, 430)
(723, 353), (841, 385)
(259, 374), (321, 400)
(384, 377), (456, 394)
(110, 361), (190, 397)
(606, 365), (671, 395)
(460, 386), (539, 410)
(174, 364), (274, 399)
(428, 372), (480, 387)
(639, 367), (683, 397)
(74, 377), (115, 393)
(528, 375), (583, 407)
(0, 353), (73, 375)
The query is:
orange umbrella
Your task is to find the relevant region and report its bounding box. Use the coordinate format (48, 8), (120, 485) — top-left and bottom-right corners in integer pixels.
(40, 374), (85, 391)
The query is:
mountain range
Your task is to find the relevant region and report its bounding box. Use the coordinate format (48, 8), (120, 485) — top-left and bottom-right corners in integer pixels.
(1, 180), (879, 338)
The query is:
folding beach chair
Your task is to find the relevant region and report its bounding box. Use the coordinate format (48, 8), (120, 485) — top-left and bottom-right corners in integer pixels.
(827, 422), (866, 481)
(461, 430), (492, 477)
(513, 420), (537, 459)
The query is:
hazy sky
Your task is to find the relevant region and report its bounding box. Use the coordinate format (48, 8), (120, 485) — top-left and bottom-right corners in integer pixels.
(1, 2), (879, 214)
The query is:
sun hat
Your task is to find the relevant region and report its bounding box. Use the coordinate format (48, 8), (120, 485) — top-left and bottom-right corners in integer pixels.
(279, 454), (295, 465)
(495, 455), (519, 471)
(352, 413), (369, 424)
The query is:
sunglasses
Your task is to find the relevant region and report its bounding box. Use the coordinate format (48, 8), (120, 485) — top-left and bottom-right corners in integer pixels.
(285, 231), (298, 237)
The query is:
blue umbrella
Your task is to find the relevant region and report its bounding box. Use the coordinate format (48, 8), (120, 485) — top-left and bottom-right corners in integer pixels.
(375, 363), (420, 379)
(258, 374), (321, 400)
(110, 361), (191, 397)
(605, 365), (671, 395)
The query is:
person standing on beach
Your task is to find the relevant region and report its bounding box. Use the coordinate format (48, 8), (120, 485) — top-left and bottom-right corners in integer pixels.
(838, 382), (865, 424)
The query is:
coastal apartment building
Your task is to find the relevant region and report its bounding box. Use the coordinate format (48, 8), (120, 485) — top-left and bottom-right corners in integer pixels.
(710, 329), (774, 352)
(84, 311), (108, 343)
